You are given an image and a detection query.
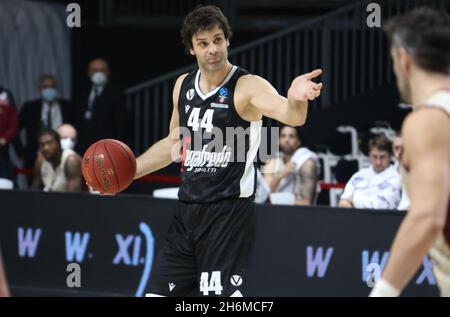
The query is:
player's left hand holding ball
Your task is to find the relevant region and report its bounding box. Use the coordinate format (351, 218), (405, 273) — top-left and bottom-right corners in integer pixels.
(82, 139), (137, 195)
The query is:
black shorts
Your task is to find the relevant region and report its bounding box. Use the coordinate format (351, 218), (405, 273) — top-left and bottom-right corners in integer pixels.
(146, 197), (256, 297)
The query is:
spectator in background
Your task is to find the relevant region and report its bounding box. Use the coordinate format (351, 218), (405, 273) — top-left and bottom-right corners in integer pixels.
(33, 123), (80, 185)
(76, 58), (128, 154)
(17, 75), (74, 178)
(0, 86), (18, 181)
(392, 133), (403, 169)
(57, 123), (78, 151)
(31, 129), (82, 192)
(339, 134), (402, 210)
(392, 132), (411, 211)
(262, 125), (320, 205)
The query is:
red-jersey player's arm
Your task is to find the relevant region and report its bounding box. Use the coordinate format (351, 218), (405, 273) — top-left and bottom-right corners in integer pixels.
(378, 108), (450, 294)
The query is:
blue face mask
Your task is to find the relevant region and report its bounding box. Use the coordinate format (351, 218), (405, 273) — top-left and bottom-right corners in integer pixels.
(41, 88), (58, 102)
(91, 72), (108, 86)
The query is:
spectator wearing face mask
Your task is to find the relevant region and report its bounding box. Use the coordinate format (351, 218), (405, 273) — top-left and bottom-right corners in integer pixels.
(16, 75), (75, 180)
(75, 58), (128, 154)
(31, 129), (82, 192)
(57, 123), (78, 152)
(33, 123), (80, 186)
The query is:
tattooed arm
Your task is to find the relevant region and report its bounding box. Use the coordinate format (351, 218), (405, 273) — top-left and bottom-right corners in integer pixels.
(64, 154), (83, 192)
(295, 159), (319, 206)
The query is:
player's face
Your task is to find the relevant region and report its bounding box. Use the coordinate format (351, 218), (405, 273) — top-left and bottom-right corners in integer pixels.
(369, 147), (391, 173)
(39, 134), (61, 162)
(279, 127), (301, 155)
(190, 25), (229, 72)
(391, 47), (412, 104)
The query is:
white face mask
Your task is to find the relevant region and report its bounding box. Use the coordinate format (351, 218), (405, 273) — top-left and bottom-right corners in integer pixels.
(91, 72), (108, 85)
(61, 138), (75, 150)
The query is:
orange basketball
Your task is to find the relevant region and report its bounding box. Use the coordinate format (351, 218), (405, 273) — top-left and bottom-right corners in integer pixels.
(82, 139), (136, 194)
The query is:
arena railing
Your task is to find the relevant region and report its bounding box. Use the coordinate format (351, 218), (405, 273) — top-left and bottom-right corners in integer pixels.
(124, 0), (449, 155)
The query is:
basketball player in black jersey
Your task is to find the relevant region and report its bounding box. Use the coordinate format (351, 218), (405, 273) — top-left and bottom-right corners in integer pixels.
(135, 5), (322, 297)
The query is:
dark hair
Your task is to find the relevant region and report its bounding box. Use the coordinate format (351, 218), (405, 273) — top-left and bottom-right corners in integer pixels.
(181, 5), (232, 55)
(38, 74), (57, 86)
(279, 124), (302, 142)
(384, 7), (450, 74)
(368, 134), (392, 155)
(38, 128), (61, 144)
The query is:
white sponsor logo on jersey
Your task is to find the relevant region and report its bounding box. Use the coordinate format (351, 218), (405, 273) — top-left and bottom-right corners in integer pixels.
(210, 103), (229, 109)
(186, 89), (195, 101)
(184, 145), (232, 172)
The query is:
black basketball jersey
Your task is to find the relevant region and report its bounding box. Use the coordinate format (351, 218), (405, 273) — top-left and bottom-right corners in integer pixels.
(177, 65), (262, 203)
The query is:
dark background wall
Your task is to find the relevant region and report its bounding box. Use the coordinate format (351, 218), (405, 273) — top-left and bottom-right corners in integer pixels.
(70, 26), (272, 98)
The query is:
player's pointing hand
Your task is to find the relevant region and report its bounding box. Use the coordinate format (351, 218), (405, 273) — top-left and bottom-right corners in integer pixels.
(288, 69), (323, 102)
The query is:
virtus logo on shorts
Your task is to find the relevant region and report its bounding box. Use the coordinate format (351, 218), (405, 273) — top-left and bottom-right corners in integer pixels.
(230, 275), (243, 287)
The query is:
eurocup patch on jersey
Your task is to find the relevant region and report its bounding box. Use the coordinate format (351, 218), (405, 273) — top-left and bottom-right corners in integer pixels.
(219, 87), (228, 103)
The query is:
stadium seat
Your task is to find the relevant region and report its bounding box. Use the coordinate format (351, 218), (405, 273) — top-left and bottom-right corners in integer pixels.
(270, 192), (295, 205)
(0, 179), (13, 190)
(152, 187), (179, 199)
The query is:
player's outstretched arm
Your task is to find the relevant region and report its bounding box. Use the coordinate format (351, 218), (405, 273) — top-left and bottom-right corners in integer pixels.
(134, 74), (187, 179)
(243, 69), (322, 126)
(371, 109), (450, 296)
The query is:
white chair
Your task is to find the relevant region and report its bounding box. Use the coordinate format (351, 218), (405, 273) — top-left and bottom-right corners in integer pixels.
(152, 187), (179, 200)
(0, 178), (14, 190)
(269, 192), (295, 206)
